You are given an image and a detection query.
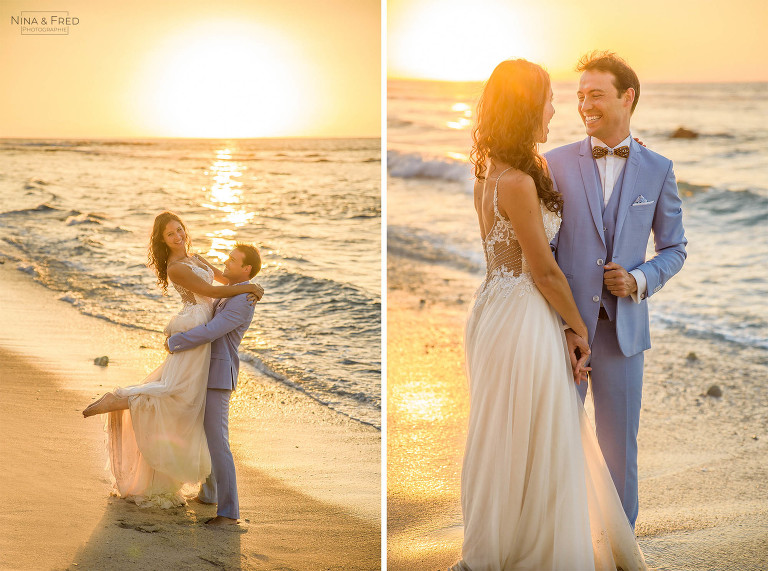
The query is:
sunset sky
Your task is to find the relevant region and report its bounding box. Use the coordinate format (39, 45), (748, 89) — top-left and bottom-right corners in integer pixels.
(388, 0), (768, 83)
(0, 0), (380, 138)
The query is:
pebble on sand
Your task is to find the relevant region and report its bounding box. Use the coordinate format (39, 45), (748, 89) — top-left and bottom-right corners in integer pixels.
(93, 356), (109, 367)
(706, 384), (723, 398)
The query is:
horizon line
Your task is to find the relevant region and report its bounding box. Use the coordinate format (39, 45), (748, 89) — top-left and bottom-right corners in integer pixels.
(387, 76), (768, 85)
(0, 134), (382, 141)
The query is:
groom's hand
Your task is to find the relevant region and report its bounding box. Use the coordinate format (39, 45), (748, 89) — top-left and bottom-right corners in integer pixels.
(603, 262), (637, 298)
(164, 336), (172, 354)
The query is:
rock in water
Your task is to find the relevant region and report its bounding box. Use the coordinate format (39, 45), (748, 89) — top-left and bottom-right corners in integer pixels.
(706, 384), (722, 397)
(93, 356), (109, 367)
(671, 127), (699, 139)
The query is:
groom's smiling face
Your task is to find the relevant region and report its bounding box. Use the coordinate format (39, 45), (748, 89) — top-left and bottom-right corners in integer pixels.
(222, 249), (250, 283)
(577, 70), (634, 146)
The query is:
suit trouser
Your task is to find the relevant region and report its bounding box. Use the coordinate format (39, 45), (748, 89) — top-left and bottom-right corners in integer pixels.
(577, 317), (644, 529)
(199, 388), (239, 519)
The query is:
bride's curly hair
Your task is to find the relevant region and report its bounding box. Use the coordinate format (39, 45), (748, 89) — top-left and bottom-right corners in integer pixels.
(470, 59), (563, 215)
(147, 211), (191, 294)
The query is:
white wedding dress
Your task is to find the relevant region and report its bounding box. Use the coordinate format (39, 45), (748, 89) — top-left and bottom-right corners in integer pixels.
(455, 174), (647, 570)
(106, 260), (214, 508)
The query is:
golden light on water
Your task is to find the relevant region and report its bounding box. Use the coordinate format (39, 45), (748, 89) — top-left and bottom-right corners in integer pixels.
(388, 311), (469, 504)
(446, 118), (471, 130)
(204, 229), (237, 261)
(446, 102), (473, 130)
(210, 155), (243, 205)
(395, 385), (453, 424)
(202, 146), (256, 259)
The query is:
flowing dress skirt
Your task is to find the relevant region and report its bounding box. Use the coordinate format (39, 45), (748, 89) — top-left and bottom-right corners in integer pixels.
(106, 304), (213, 507)
(459, 278), (646, 570)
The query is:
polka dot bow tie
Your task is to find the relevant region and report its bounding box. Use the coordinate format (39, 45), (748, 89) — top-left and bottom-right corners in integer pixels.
(592, 145), (630, 159)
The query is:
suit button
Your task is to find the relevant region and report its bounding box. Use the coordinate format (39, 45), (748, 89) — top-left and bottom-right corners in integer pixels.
(592, 295), (600, 303)
(597, 258), (604, 266)
(603, 226), (607, 232)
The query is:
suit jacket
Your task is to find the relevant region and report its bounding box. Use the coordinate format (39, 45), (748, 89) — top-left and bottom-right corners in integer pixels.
(545, 137), (687, 357)
(167, 282), (255, 390)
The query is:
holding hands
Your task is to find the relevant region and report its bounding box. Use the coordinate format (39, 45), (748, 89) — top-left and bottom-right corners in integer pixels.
(565, 328), (591, 385)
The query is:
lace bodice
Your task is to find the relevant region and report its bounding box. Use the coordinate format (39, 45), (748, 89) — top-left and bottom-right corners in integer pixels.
(478, 168), (561, 299)
(170, 260), (214, 307)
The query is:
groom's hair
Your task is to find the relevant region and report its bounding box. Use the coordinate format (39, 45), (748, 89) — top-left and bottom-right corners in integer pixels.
(235, 243), (261, 278)
(576, 51), (640, 114)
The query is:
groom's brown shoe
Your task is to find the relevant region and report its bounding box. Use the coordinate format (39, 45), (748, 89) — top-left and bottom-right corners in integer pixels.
(191, 495), (216, 505)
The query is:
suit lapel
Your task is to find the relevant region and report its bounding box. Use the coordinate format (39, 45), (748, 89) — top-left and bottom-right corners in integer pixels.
(614, 139), (642, 243)
(577, 137), (606, 247)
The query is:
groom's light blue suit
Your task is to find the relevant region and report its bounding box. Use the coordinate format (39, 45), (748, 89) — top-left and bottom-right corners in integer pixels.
(546, 137), (686, 528)
(167, 283), (255, 520)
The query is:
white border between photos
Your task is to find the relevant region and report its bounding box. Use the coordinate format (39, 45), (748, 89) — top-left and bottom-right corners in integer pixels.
(380, 0), (387, 567)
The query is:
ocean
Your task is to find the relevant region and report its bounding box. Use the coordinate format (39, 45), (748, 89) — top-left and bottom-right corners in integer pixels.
(388, 79), (768, 352)
(0, 137), (381, 427)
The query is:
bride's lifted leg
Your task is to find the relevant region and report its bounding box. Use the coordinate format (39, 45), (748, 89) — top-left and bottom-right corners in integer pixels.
(82, 392), (130, 417)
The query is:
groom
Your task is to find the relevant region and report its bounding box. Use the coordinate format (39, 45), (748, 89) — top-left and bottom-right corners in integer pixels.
(546, 51), (687, 528)
(165, 243), (263, 527)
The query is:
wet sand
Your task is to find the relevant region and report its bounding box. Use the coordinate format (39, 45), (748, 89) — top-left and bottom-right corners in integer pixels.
(0, 261), (380, 570)
(387, 253), (768, 571)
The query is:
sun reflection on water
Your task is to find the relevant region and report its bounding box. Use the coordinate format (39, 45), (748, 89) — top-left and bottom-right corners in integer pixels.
(446, 102), (473, 130)
(204, 146), (256, 228)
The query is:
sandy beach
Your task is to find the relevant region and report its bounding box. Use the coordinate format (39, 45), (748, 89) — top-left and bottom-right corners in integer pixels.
(387, 253), (768, 571)
(0, 261), (380, 570)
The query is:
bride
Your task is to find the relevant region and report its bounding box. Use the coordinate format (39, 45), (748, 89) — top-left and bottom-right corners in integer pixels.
(82, 211), (262, 507)
(453, 60), (647, 570)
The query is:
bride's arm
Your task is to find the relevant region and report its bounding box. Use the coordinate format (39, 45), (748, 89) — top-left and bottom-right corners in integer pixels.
(167, 263), (262, 300)
(496, 173), (587, 341)
(193, 253), (228, 285)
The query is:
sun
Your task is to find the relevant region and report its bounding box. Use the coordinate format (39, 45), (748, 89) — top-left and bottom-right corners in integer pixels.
(135, 21), (314, 138)
(389, 0), (545, 81)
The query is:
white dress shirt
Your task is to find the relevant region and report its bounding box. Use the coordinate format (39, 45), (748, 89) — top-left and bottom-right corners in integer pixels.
(591, 135), (647, 303)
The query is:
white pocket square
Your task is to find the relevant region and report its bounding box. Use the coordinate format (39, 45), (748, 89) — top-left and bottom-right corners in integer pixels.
(631, 195), (654, 206)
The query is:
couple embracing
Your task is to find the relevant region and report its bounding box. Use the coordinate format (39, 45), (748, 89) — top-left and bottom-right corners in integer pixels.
(453, 52), (687, 569)
(83, 211), (263, 528)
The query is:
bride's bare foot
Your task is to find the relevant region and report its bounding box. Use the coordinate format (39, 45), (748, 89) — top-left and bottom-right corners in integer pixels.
(82, 392), (129, 417)
(82, 393), (109, 417)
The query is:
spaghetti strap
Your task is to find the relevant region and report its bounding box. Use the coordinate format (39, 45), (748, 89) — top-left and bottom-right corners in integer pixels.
(493, 167), (515, 220)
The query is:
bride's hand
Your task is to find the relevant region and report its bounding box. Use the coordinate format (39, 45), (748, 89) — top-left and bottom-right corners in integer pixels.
(633, 137), (647, 148)
(573, 349), (591, 385)
(246, 283), (264, 306)
(565, 329), (591, 385)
